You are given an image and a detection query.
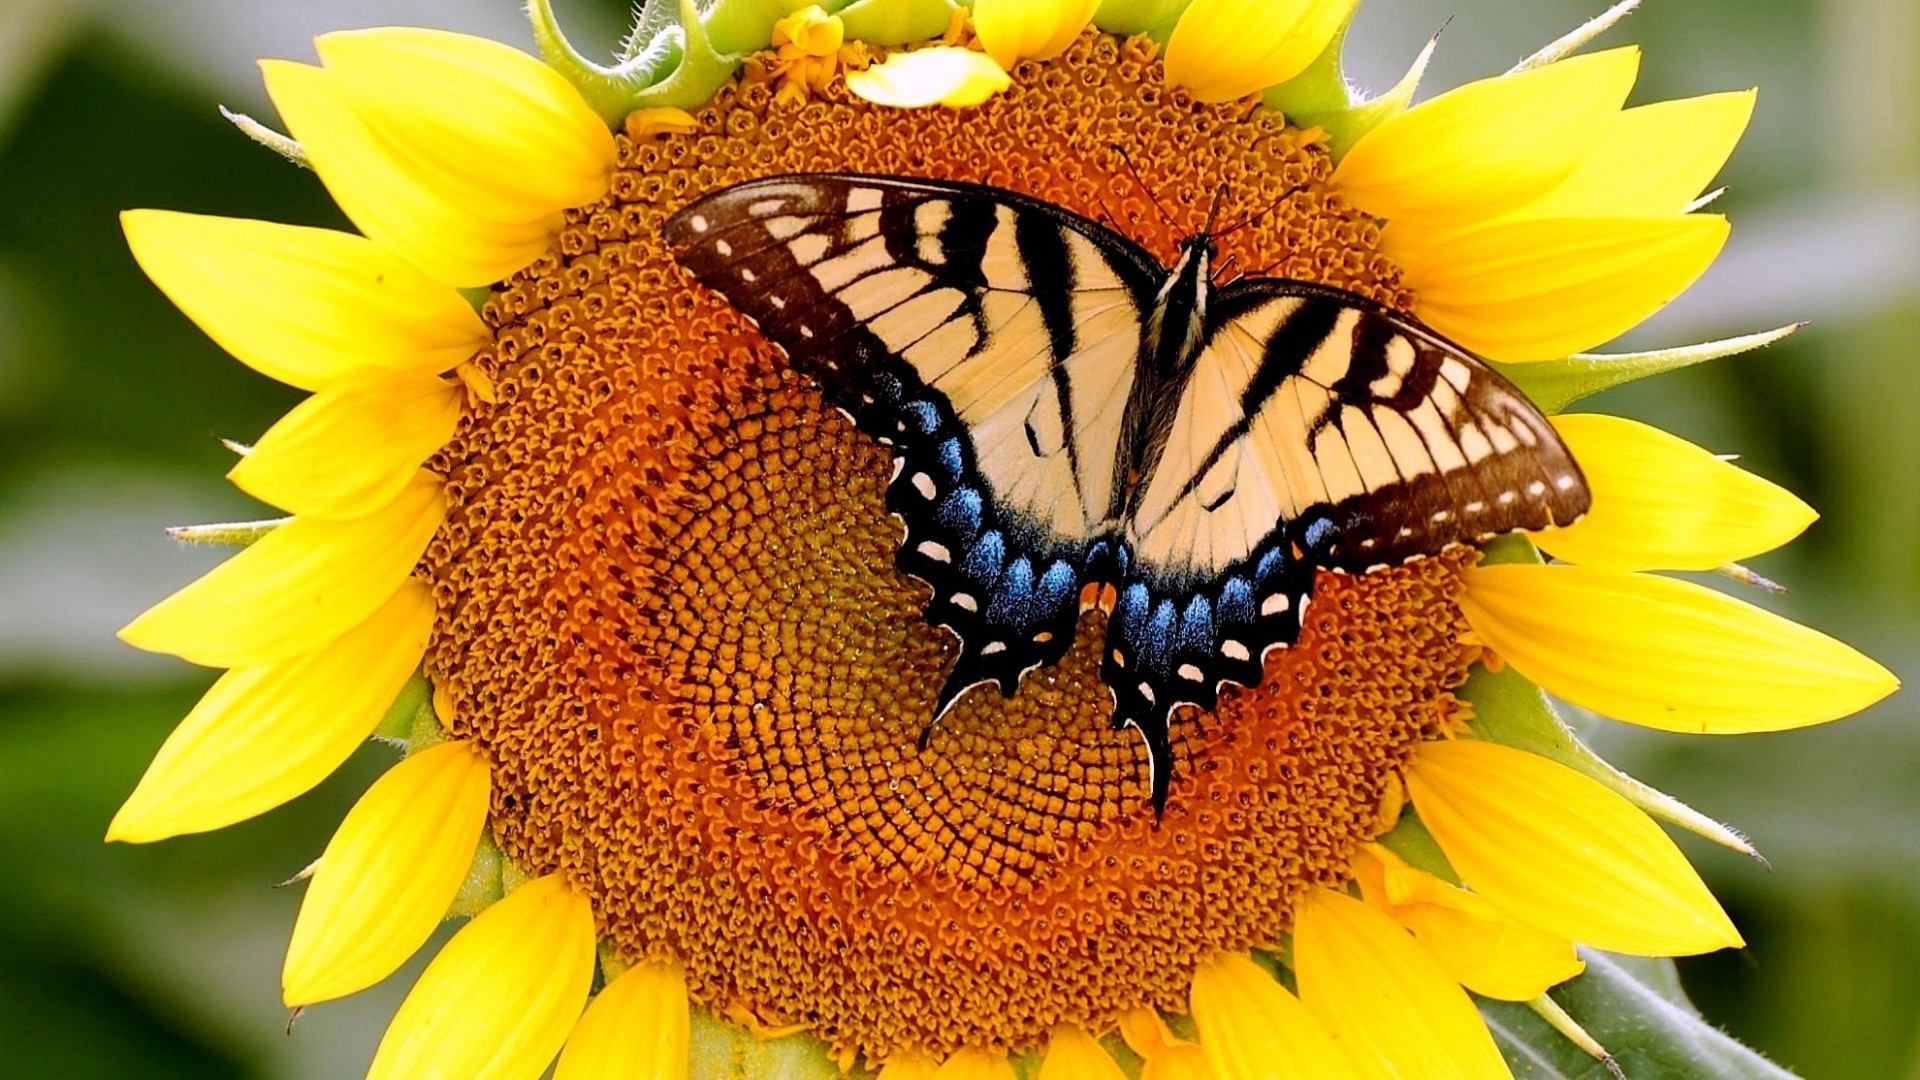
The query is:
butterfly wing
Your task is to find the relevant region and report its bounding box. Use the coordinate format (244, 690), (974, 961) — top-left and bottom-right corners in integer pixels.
(665, 174), (1160, 720)
(1109, 281), (1589, 807)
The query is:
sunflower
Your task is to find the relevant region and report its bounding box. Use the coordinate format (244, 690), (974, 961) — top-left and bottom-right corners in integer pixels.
(111, 0), (1896, 1076)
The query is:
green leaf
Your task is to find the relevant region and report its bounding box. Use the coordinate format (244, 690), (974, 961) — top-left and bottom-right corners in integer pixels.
(1494, 324), (1804, 415)
(703, 0), (798, 56)
(1481, 951), (1799, 1078)
(838, 0), (960, 46)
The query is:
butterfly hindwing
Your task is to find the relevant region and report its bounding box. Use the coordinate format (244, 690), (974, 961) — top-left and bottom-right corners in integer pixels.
(665, 174), (1160, 719)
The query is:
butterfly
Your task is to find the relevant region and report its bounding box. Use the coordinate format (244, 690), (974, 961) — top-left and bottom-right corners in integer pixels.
(664, 173), (1590, 812)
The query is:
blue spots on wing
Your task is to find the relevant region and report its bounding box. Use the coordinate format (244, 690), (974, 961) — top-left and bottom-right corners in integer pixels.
(1178, 596), (1213, 657)
(936, 438), (966, 481)
(1037, 560), (1076, 611)
(938, 488), (984, 540)
(965, 530), (1006, 583)
(987, 557), (1036, 623)
(906, 400), (941, 436)
(1218, 577), (1255, 624)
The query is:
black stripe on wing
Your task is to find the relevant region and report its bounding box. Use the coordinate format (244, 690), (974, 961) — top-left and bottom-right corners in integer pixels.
(664, 174), (1155, 727)
(1203, 280), (1591, 571)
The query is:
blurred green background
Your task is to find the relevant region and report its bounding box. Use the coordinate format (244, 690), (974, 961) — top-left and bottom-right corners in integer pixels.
(0, 0), (1913, 1076)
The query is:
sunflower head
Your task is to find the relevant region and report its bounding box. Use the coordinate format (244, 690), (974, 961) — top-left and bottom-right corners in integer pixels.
(111, 0), (1895, 1076)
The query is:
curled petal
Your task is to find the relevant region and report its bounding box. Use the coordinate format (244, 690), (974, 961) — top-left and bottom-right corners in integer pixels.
(1190, 953), (1357, 1079)
(1462, 563), (1898, 733)
(934, 1047), (1019, 1080)
(119, 471), (445, 668)
(847, 47), (1012, 108)
(1535, 414), (1816, 571)
(1037, 1025), (1127, 1080)
(121, 210), (486, 392)
(312, 28), (616, 223)
(1354, 846), (1584, 1002)
(229, 370), (464, 520)
(1407, 739), (1743, 956)
(283, 740), (492, 1006)
(1295, 888), (1512, 1080)
(107, 581), (433, 843)
(262, 59), (559, 288)
(1165, 0), (1356, 103)
(369, 873), (596, 1080)
(553, 960), (691, 1080)
(1333, 48), (1641, 228)
(1394, 214), (1730, 363)
(974, 0), (1102, 68)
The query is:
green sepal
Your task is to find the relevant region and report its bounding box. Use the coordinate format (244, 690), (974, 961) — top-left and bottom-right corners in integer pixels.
(1259, 15), (1357, 122)
(1091, 0), (1191, 41)
(1480, 950), (1799, 1078)
(219, 107), (309, 169)
(1375, 811), (1460, 883)
(532, 0), (744, 123)
(1269, 21), (1437, 158)
(371, 670), (431, 745)
(1462, 663), (1759, 859)
(445, 829), (505, 918)
(838, 0), (960, 46)
(689, 1009), (846, 1079)
(1509, 0), (1641, 73)
(1495, 323), (1805, 415)
(164, 517), (289, 547)
(628, 0), (746, 111)
(704, 0), (803, 57)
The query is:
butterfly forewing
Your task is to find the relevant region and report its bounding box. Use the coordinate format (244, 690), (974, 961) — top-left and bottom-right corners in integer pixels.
(665, 174), (1161, 720)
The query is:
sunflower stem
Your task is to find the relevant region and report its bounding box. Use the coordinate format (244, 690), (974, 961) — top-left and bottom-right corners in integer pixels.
(218, 106), (309, 169)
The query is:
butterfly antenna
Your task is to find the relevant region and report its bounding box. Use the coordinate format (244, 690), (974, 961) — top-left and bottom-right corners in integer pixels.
(1214, 181), (1311, 240)
(1213, 251), (1241, 284)
(1110, 143), (1176, 228)
(1205, 181), (1231, 235)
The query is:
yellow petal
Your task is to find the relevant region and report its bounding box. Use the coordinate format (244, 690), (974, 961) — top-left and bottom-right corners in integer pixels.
(1119, 1010), (1216, 1080)
(553, 960), (690, 1080)
(261, 59), (558, 289)
(1037, 1025), (1127, 1080)
(313, 28), (616, 225)
(283, 740), (491, 1006)
(974, 0), (1101, 68)
(121, 210), (486, 392)
(1533, 414), (1816, 571)
(846, 47), (1013, 109)
(1515, 90), (1757, 219)
(1462, 563), (1898, 733)
(1407, 739), (1742, 956)
(1355, 846), (1584, 1002)
(1190, 953), (1358, 1080)
(106, 580), (433, 844)
(1396, 213), (1730, 363)
(119, 471), (445, 668)
(1165, 0), (1356, 104)
(229, 370), (464, 521)
(879, 1051), (942, 1080)
(369, 873), (596, 1080)
(935, 1048), (1019, 1080)
(1333, 48), (1640, 227)
(1294, 888), (1512, 1080)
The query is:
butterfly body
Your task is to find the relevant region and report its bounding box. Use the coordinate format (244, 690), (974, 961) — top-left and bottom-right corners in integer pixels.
(665, 174), (1589, 812)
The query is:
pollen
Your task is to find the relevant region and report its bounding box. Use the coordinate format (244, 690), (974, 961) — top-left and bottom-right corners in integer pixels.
(422, 31), (1458, 1063)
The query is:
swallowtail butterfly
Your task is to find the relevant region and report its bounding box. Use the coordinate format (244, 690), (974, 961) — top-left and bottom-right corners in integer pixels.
(665, 174), (1589, 812)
